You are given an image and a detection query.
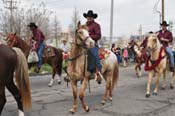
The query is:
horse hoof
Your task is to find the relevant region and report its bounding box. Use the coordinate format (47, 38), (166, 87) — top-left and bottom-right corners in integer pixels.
(85, 106), (90, 112)
(69, 109), (75, 114)
(153, 92), (158, 96)
(48, 84), (52, 87)
(64, 77), (70, 82)
(170, 85), (174, 89)
(161, 87), (165, 90)
(101, 100), (106, 105)
(98, 81), (101, 84)
(58, 81), (61, 84)
(145, 94), (150, 98)
(109, 97), (113, 101)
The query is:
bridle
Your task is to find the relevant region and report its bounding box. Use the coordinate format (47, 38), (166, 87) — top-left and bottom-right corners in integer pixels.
(67, 29), (91, 61)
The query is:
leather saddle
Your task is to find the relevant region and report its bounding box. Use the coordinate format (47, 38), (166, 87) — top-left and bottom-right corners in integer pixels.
(42, 46), (56, 57)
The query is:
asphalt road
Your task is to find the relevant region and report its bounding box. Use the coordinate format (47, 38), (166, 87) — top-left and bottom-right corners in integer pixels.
(2, 66), (175, 116)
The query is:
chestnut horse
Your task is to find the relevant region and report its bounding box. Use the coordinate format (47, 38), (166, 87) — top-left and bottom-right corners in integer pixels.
(67, 22), (119, 113)
(145, 34), (175, 97)
(0, 44), (31, 116)
(128, 39), (148, 77)
(6, 34), (63, 87)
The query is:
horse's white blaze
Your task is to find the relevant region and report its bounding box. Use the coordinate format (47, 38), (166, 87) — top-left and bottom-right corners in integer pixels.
(48, 78), (54, 86)
(18, 110), (24, 116)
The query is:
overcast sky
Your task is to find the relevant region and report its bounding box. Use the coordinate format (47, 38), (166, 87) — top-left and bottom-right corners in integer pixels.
(1, 0), (175, 37)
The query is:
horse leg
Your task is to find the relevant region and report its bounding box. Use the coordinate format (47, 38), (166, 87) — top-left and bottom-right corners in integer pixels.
(56, 74), (61, 85)
(101, 73), (112, 105)
(138, 63), (142, 77)
(153, 72), (162, 95)
(170, 71), (175, 89)
(135, 64), (139, 77)
(0, 83), (6, 115)
(161, 69), (166, 90)
(146, 71), (153, 98)
(69, 80), (78, 114)
(6, 79), (24, 116)
(48, 66), (57, 87)
(79, 77), (89, 112)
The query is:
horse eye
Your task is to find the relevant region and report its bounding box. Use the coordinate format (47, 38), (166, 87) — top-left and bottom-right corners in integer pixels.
(79, 31), (83, 35)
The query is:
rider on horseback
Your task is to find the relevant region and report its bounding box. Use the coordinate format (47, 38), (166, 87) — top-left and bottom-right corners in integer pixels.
(28, 22), (45, 73)
(157, 21), (174, 72)
(83, 10), (103, 83)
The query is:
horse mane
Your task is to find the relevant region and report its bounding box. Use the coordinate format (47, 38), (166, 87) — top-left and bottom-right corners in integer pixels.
(13, 35), (30, 58)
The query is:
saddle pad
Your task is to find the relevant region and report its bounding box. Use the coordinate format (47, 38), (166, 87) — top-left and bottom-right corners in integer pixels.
(42, 46), (55, 57)
(98, 48), (110, 60)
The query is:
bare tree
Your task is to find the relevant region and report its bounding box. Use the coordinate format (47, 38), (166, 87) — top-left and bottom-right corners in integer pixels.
(69, 7), (80, 38)
(52, 14), (61, 47)
(0, 2), (53, 40)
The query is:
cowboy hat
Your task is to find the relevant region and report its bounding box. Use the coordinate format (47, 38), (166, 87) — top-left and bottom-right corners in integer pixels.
(83, 10), (98, 19)
(27, 22), (38, 28)
(160, 21), (169, 26)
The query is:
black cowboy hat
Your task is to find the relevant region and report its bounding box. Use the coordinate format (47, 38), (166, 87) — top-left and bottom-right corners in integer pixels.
(160, 21), (169, 26)
(83, 10), (98, 19)
(27, 22), (38, 28)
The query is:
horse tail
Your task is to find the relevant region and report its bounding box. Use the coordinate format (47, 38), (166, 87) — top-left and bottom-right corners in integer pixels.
(56, 48), (63, 76)
(112, 61), (119, 90)
(13, 48), (32, 111)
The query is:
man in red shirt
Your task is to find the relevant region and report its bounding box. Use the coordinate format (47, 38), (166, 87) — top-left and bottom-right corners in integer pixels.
(157, 21), (174, 72)
(28, 22), (45, 72)
(83, 10), (103, 83)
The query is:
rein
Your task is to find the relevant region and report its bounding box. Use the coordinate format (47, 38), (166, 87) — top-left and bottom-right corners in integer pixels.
(145, 46), (166, 71)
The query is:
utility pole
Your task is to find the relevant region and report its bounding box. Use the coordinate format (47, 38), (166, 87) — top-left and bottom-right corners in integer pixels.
(4, 0), (17, 32)
(109, 0), (114, 48)
(162, 0), (164, 22)
(138, 24), (142, 41)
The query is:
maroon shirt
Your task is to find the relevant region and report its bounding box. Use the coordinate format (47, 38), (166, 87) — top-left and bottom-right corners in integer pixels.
(157, 30), (173, 47)
(86, 20), (101, 43)
(140, 37), (148, 48)
(32, 28), (45, 49)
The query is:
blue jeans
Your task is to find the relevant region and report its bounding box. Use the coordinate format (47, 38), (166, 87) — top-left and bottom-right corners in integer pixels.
(165, 47), (174, 68)
(88, 46), (102, 72)
(37, 41), (44, 68)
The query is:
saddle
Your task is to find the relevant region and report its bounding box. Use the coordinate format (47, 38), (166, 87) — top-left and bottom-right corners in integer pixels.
(42, 46), (56, 57)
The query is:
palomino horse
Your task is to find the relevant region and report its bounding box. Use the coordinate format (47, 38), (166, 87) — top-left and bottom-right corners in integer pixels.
(67, 21), (119, 113)
(6, 34), (63, 87)
(145, 34), (175, 97)
(128, 39), (148, 77)
(0, 44), (31, 116)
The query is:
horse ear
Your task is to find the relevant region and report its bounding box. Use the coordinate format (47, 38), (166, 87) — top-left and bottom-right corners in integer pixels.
(77, 21), (81, 29)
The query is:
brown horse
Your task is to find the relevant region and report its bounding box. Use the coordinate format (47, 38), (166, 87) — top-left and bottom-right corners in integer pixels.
(128, 39), (148, 78)
(67, 21), (119, 113)
(6, 34), (63, 87)
(145, 34), (175, 97)
(0, 44), (31, 116)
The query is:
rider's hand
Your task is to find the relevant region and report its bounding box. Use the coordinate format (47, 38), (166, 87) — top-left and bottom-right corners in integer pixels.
(161, 38), (169, 42)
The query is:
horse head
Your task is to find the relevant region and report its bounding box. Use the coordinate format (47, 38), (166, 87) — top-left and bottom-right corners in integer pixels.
(147, 34), (160, 51)
(6, 33), (19, 47)
(128, 39), (137, 49)
(75, 21), (95, 48)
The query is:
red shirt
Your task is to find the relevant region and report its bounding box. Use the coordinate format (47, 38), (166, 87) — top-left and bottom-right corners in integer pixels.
(32, 28), (45, 49)
(157, 30), (173, 47)
(86, 20), (101, 43)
